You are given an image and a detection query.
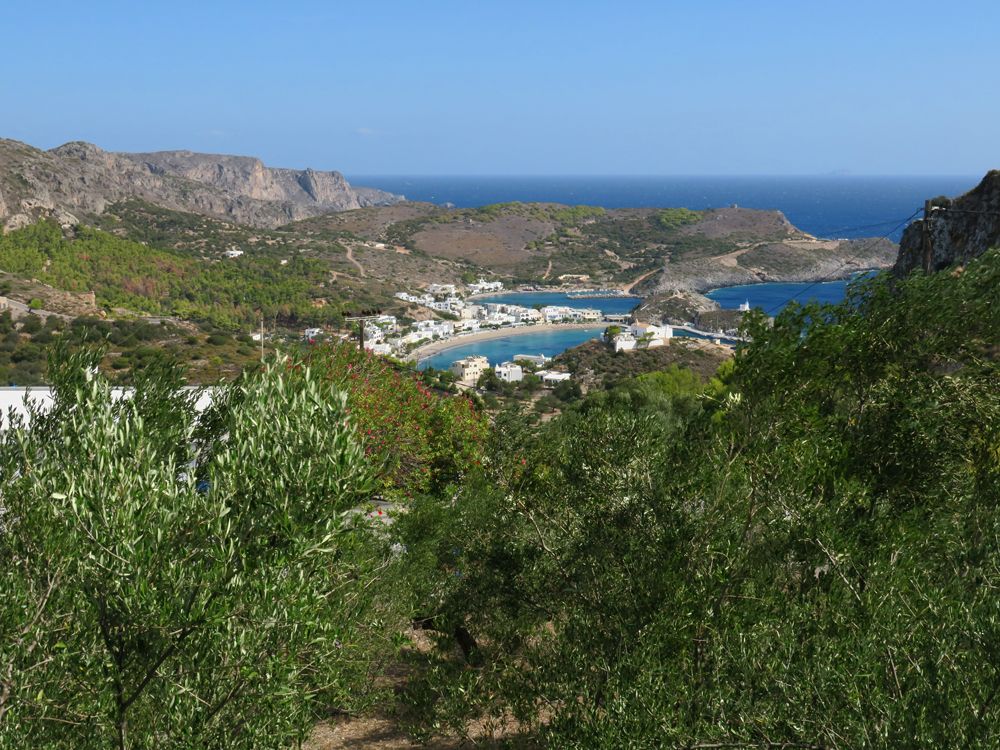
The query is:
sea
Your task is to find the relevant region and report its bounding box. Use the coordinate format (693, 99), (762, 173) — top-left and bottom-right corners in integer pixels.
(359, 176), (980, 367)
(351, 175), (978, 241)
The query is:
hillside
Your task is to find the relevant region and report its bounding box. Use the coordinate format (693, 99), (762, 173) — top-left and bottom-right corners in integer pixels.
(293, 201), (897, 322)
(0, 138), (401, 230)
(895, 169), (1000, 276)
(0, 140), (911, 353)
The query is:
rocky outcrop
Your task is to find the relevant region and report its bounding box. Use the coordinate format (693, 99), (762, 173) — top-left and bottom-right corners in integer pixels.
(0, 138), (403, 230)
(894, 170), (1000, 276)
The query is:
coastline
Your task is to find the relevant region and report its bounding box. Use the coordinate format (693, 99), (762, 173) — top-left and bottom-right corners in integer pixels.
(700, 267), (883, 297)
(407, 323), (606, 364)
(467, 288), (641, 302)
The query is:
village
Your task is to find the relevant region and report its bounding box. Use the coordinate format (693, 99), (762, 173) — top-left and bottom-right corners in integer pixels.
(296, 277), (687, 390)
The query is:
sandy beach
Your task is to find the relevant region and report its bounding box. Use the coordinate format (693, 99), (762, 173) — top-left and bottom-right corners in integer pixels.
(407, 322), (606, 363)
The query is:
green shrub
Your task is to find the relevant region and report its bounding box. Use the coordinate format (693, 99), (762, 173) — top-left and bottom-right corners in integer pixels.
(0, 350), (407, 748)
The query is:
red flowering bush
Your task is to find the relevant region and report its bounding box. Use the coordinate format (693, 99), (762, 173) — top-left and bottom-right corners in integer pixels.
(298, 342), (487, 499)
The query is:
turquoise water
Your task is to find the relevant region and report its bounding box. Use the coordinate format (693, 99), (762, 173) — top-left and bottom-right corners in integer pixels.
(418, 325), (734, 370)
(421, 280), (869, 370)
(418, 327), (605, 371)
(476, 292), (640, 315)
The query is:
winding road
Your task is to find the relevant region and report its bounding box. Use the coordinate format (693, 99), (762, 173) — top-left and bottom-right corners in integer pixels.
(345, 246), (367, 277)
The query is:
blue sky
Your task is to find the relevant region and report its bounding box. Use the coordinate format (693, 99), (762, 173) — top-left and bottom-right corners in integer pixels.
(1, 0), (997, 175)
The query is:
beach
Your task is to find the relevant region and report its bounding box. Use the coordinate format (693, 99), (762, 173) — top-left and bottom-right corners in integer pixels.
(407, 322), (607, 364)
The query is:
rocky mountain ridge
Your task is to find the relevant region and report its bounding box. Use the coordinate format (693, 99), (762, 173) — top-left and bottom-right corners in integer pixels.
(0, 138), (402, 230)
(894, 170), (1000, 276)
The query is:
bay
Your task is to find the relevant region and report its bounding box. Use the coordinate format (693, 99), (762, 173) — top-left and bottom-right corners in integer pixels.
(418, 327), (606, 371)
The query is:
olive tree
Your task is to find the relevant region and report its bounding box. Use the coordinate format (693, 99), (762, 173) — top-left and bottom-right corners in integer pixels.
(0, 351), (404, 749)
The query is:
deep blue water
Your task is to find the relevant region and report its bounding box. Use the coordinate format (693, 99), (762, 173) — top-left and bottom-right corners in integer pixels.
(377, 175), (980, 364)
(707, 279), (852, 315)
(476, 292), (641, 315)
(706, 272), (879, 315)
(351, 175), (977, 240)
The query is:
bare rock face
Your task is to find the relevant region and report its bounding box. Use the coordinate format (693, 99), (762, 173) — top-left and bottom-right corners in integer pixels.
(895, 170), (1000, 276)
(0, 138), (403, 229)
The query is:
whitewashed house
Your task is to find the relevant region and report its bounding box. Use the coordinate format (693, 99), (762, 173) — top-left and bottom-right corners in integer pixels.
(495, 362), (524, 383)
(514, 308), (543, 324)
(613, 333), (637, 352)
(537, 370), (572, 387)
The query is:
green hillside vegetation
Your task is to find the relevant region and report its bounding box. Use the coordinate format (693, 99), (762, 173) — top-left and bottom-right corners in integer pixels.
(0, 221), (346, 329)
(399, 250), (1000, 746)
(0, 311), (272, 386)
(1, 249), (996, 748)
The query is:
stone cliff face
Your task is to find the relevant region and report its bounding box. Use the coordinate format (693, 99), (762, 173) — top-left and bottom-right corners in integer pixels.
(894, 170), (1000, 276)
(0, 138), (403, 230)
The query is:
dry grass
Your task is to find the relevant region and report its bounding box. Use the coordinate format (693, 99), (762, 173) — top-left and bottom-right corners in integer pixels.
(304, 629), (539, 750)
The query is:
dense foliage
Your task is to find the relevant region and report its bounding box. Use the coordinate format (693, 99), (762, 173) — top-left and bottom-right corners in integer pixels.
(0, 351), (407, 749)
(2, 238), (997, 747)
(0, 311), (267, 386)
(400, 250), (1000, 747)
(300, 342), (488, 499)
(0, 221), (344, 328)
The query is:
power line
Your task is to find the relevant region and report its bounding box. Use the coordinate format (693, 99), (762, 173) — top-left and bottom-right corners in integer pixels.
(930, 207), (1000, 217)
(814, 215), (924, 238)
(759, 207), (924, 317)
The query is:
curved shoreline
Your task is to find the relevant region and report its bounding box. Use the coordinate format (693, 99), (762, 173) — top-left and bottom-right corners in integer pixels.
(407, 323), (606, 365)
(698, 267), (884, 297)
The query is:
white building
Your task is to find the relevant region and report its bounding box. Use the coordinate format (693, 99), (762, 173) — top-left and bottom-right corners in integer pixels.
(739, 300), (751, 312)
(223, 249), (244, 258)
(574, 308), (603, 322)
(454, 319), (481, 333)
(367, 342), (393, 356)
(495, 362), (524, 383)
(375, 315), (398, 331)
(427, 283), (457, 296)
(363, 324), (385, 343)
(451, 355), (490, 383)
(514, 354), (550, 366)
(629, 323), (673, 341)
(514, 308), (543, 324)
(303, 327), (323, 341)
(537, 370), (572, 387)
(613, 334), (637, 353)
(415, 320), (454, 338)
(467, 279), (504, 294)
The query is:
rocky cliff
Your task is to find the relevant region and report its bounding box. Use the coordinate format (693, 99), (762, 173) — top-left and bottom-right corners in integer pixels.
(0, 138), (402, 230)
(894, 170), (1000, 276)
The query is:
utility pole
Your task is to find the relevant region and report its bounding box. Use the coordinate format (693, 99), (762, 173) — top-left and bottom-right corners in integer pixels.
(260, 316), (265, 361)
(344, 309), (382, 352)
(921, 199), (933, 274)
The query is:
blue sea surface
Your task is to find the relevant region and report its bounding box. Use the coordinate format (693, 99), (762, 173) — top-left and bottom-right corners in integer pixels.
(350, 175), (977, 240)
(370, 175), (975, 363)
(707, 279), (849, 314)
(418, 327), (605, 371)
(706, 273), (878, 315)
